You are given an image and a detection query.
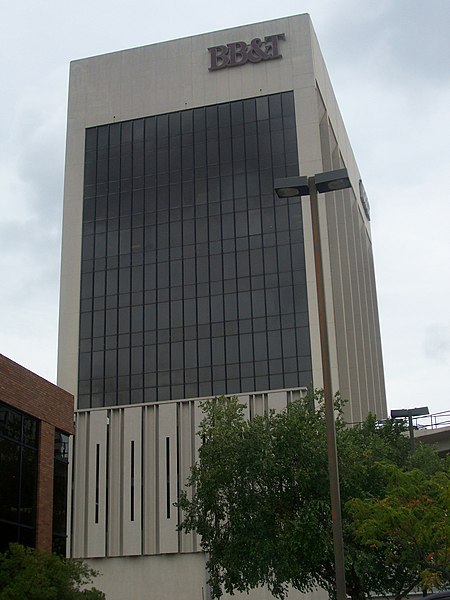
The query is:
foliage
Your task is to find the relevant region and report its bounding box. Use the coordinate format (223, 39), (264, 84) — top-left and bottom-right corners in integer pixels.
(178, 392), (448, 600)
(178, 392), (333, 598)
(0, 544), (105, 600)
(348, 460), (450, 599)
(335, 413), (413, 600)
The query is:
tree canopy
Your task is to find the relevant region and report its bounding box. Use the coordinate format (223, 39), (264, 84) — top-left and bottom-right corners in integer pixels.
(0, 544), (105, 600)
(178, 392), (449, 600)
(348, 461), (450, 599)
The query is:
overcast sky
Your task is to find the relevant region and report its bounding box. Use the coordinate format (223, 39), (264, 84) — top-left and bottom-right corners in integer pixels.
(1, 0), (449, 418)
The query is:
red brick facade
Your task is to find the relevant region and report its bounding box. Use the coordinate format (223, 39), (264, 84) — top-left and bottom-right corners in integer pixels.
(0, 354), (74, 552)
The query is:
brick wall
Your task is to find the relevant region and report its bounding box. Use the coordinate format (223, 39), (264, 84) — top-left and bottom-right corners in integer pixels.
(0, 354), (74, 434)
(36, 421), (55, 551)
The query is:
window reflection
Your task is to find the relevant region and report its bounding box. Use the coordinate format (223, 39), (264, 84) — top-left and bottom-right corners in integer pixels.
(52, 430), (69, 554)
(0, 403), (38, 551)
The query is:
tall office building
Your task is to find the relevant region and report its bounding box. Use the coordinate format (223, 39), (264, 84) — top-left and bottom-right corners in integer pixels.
(58, 14), (387, 599)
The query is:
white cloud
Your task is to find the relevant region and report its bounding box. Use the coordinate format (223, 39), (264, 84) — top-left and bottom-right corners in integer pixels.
(423, 325), (450, 363)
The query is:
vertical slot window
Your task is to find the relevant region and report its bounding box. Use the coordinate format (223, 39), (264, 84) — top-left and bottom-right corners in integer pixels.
(95, 444), (100, 524)
(165, 437), (170, 519)
(130, 440), (135, 522)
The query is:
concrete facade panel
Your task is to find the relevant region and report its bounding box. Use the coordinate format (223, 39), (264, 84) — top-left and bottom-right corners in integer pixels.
(122, 407), (142, 555)
(86, 410), (108, 557)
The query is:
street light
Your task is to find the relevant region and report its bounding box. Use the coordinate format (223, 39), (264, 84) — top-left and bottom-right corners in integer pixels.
(274, 168), (351, 600)
(391, 406), (430, 452)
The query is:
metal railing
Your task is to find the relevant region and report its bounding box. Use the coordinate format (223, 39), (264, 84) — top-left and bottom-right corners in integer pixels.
(413, 409), (450, 430)
(351, 409), (450, 431)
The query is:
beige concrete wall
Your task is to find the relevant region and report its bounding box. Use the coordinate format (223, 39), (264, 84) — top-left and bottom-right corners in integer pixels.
(87, 553), (328, 600)
(416, 426), (450, 455)
(71, 388), (307, 559)
(315, 91), (386, 420)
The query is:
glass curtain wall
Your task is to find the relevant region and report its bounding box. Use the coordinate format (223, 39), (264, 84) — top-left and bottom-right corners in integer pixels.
(79, 91), (312, 408)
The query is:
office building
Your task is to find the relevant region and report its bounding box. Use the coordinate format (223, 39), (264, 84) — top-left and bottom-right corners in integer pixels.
(58, 14), (387, 598)
(0, 354), (73, 554)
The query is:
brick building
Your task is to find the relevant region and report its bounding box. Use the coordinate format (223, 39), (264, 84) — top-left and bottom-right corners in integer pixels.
(0, 354), (74, 553)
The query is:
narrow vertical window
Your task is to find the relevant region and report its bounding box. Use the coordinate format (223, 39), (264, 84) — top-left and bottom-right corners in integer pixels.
(165, 437), (170, 519)
(130, 440), (135, 522)
(95, 444), (100, 524)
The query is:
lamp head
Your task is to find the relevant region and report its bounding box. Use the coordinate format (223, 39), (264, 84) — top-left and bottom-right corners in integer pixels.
(315, 168), (351, 193)
(274, 176), (309, 198)
(391, 407), (430, 418)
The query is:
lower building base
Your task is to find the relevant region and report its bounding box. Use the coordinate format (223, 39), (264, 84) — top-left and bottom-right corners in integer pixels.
(85, 553), (328, 600)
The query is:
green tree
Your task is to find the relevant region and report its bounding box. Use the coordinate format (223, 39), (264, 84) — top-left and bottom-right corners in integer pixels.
(178, 392), (448, 600)
(348, 461), (450, 600)
(0, 544), (105, 600)
(178, 393), (332, 599)
(334, 413), (412, 600)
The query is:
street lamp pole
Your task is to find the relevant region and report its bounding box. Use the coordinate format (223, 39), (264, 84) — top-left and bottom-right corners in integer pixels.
(391, 406), (430, 452)
(308, 177), (347, 600)
(275, 169), (351, 600)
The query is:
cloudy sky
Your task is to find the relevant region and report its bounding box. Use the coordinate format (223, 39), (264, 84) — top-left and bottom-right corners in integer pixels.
(1, 0), (449, 417)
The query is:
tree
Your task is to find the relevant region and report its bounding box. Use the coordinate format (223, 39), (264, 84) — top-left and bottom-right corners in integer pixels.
(333, 414), (412, 600)
(348, 461), (450, 599)
(0, 544), (106, 600)
(178, 393), (332, 599)
(178, 392), (448, 600)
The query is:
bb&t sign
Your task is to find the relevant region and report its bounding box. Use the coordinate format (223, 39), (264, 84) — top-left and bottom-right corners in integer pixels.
(208, 34), (285, 71)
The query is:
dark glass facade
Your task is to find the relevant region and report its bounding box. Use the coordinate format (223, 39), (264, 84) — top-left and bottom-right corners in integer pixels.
(79, 91), (312, 408)
(0, 402), (38, 551)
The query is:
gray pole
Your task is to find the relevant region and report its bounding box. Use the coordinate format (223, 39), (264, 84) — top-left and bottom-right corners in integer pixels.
(308, 177), (347, 600)
(408, 414), (415, 452)
(391, 407), (429, 453)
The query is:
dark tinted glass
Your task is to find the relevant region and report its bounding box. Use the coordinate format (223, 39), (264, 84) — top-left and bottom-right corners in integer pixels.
(0, 403), (39, 548)
(0, 437), (20, 522)
(80, 92), (311, 406)
(19, 447), (37, 526)
(53, 460), (68, 536)
(0, 405), (22, 441)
